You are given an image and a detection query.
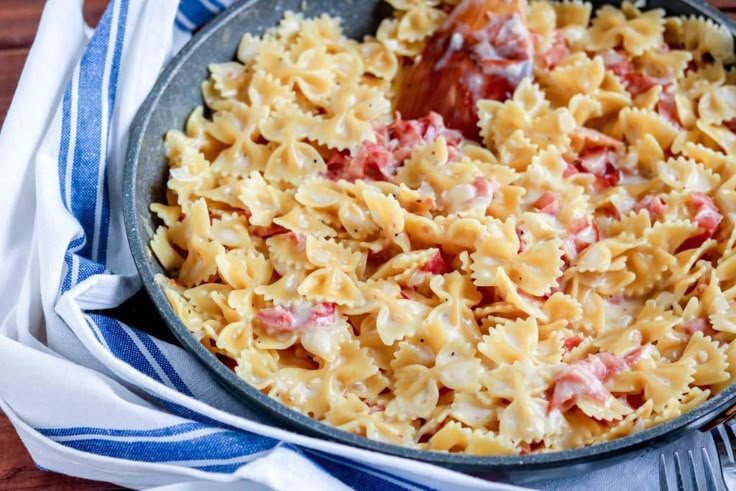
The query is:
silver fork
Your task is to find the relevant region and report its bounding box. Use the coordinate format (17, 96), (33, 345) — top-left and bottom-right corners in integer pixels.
(711, 423), (736, 490)
(658, 447), (722, 491)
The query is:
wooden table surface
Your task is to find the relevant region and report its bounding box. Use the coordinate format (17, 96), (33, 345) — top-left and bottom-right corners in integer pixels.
(2, 0), (736, 489)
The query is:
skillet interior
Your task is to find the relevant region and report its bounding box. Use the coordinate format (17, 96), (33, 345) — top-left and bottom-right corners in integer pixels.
(124, 0), (736, 481)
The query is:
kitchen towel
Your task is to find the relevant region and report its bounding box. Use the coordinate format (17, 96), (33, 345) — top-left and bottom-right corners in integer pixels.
(0, 0), (722, 490)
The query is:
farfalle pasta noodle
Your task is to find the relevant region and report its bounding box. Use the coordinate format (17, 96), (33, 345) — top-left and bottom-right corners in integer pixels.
(152, 1), (736, 454)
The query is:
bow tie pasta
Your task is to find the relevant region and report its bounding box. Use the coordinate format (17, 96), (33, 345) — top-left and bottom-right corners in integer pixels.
(151, 0), (736, 454)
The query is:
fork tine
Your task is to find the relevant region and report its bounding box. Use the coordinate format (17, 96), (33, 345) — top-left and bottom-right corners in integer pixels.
(686, 450), (704, 491)
(674, 451), (687, 491)
(659, 453), (670, 491)
(701, 447), (720, 491)
(725, 423), (736, 456)
(711, 424), (733, 465)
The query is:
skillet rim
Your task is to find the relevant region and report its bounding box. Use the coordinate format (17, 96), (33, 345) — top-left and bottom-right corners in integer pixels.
(123, 0), (736, 473)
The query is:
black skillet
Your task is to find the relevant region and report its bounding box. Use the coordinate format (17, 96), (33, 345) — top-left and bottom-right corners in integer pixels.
(124, 0), (736, 482)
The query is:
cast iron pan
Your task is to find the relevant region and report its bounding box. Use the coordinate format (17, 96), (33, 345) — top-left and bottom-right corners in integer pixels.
(124, 0), (736, 482)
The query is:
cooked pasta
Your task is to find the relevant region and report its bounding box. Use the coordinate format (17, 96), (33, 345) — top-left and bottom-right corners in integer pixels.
(151, 0), (736, 454)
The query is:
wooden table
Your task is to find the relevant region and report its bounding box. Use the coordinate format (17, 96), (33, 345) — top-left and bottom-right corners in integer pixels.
(2, 0), (736, 489)
(0, 4), (118, 489)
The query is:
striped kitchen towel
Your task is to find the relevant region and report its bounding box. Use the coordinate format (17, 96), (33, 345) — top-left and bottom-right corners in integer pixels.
(0, 0), (717, 490)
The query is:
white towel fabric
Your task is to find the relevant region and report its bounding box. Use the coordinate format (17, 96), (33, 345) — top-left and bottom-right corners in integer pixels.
(0, 1), (723, 490)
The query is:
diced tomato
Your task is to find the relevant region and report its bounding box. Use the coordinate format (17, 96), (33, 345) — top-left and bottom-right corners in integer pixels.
(724, 118), (736, 133)
(325, 150), (350, 180)
(595, 171), (621, 190)
(679, 192), (723, 250)
(420, 112), (464, 150)
(601, 49), (630, 76)
(563, 161), (579, 178)
(281, 231), (305, 244)
(601, 49), (662, 97)
(657, 90), (681, 126)
(574, 148), (621, 189)
(625, 393), (644, 410)
(578, 149), (608, 174)
(368, 403), (386, 414)
(533, 191), (559, 216)
(328, 112), (463, 181)
(683, 317), (717, 337)
(472, 175), (495, 199)
(569, 216), (599, 254)
(257, 302), (337, 334)
(678, 232), (710, 252)
(598, 352), (629, 373)
(308, 302), (337, 326)
(549, 352), (629, 411)
(625, 72), (659, 96)
(563, 217), (599, 262)
(453, 175), (497, 211)
(563, 335), (584, 351)
(421, 251), (449, 274)
(545, 275), (565, 298)
(633, 195), (667, 217)
(684, 317), (708, 335)
(348, 140), (395, 180)
(256, 305), (295, 333)
(622, 343), (651, 367)
(599, 202), (623, 219)
(538, 31), (570, 69)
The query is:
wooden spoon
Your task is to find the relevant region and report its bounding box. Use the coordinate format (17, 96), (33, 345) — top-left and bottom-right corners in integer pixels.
(395, 0), (533, 141)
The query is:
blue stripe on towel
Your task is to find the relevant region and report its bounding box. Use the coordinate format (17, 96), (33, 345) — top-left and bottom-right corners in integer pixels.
(207, 0), (226, 11)
(128, 327), (191, 395)
(89, 314), (194, 396)
(156, 398), (237, 429)
(92, 315), (166, 386)
(57, 84), (73, 207)
(53, 430), (278, 463)
(95, 0), (129, 265)
(191, 463), (247, 473)
(58, 0), (130, 292)
(69, 8), (112, 261)
(302, 447), (432, 491)
(177, 0), (223, 30)
(38, 422), (207, 438)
